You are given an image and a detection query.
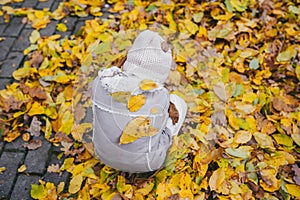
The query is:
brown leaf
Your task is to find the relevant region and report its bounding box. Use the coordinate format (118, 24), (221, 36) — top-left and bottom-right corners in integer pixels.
(23, 139), (42, 150)
(74, 103), (86, 123)
(169, 102), (179, 124)
(28, 116), (42, 137)
(29, 51), (43, 68)
(246, 181), (264, 199)
(47, 164), (60, 173)
(292, 164), (300, 185)
(272, 97), (293, 112)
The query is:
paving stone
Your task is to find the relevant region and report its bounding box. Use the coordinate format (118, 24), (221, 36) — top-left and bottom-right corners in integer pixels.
(3, 17), (24, 37)
(50, 1), (60, 12)
(62, 17), (78, 31)
(4, 136), (26, 152)
(44, 153), (69, 186)
(0, 24), (7, 35)
(0, 51), (24, 77)
(0, 152), (25, 199)
(22, 0), (39, 8)
(10, 175), (41, 200)
(36, 0), (55, 10)
(72, 21), (85, 35)
(39, 20), (58, 36)
(57, 31), (71, 39)
(24, 140), (51, 174)
(0, 78), (12, 90)
(0, 37), (15, 60)
(0, 141), (3, 154)
(11, 29), (31, 52)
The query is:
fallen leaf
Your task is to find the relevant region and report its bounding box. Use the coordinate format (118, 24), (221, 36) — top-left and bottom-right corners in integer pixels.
(69, 174), (83, 194)
(213, 82), (228, 102)
(127, 94), (146, 112)
(285, 184), (300, 199)
(209, 167), (225, 191)
(23, 139), (42, 150)
(28, 116), (42, 137)
(18, 164), (27, 173)
(120, 116), (158, 144)
(139, 79), (158, 91)
(0, 167), (6, 174)
(47, 164), (60, 173)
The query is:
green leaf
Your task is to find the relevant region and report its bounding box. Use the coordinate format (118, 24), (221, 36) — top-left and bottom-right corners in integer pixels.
(272, 134), (293, 147)
(225, 146), (252, 159)
(193, 12), (204, 23)
(289, 5), (300, 14)
(277, 48), (295, 62)
(94, 41), (111, 54)
(295, 65), (300, 81)
(249, 58), (259, 70)
(31, 184), (46, 199)
(29, 30), (40, 44)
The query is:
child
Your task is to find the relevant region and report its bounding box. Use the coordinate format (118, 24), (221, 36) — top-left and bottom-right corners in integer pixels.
(92, 30), (187, 173)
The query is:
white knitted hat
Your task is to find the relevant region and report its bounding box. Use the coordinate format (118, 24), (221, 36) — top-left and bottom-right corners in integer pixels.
(122, 30), (172, 83)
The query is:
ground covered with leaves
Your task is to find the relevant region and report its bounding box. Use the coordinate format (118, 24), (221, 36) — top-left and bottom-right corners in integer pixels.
(0, 0), (300, 199)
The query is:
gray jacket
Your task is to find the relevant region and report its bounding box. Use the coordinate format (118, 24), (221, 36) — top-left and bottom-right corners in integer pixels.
(91, 71), (172, 173)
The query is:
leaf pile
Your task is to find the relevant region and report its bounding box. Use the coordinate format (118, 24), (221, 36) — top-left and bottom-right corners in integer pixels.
(0, 0), (300, 199)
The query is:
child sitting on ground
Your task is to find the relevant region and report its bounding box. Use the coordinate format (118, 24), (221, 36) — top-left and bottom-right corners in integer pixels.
(91, 30), (187, 173)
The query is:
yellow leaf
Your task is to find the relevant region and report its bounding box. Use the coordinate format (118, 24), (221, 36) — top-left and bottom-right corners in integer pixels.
(18, 164), (27, 173)
(56, 23), (67, 32)
(233, 131), (252, 144)
(29, 30), (40, 44)
(57, 182), (65, 195)
(71, 123), (92, 141)
(119, 116), (158, 144)
(69, 174), (83, 194)
(31, 184), (47, 199)
(110, 91), (131, 103)
(286, 184), (300, 199)
(253, 132), (275, 150)
(136, 180), (154, 195)
(28, 102), (45, 116)
(127, 94), (146, 112)
(209, 167), (226, 191)
(291, 133), (300, 146)
(0, 167), (6, 174)
(260, 168), (281, 192)
(272, 133), (293, 147)
(139, 79), (158, 91)
(156, 183), (171, 200)
(117, 176), (133, 199)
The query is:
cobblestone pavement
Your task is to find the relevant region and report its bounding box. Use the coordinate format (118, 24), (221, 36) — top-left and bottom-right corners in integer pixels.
(0, 1), (97, 199)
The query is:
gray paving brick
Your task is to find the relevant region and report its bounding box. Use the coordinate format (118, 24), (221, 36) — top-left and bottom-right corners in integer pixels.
(0, 141), (3, 153)
(39, 20), (58, 36)
(62, 17), (78, 31)
(0, 24), (7, 35)
(4, 136), (26, 151)
(0, 152), (25, 199)
(10, 175), (40, 200)
(0, 51), (24, 77)
(36, 0), (55, 10)
(50, 1), (60, 12)
(57, 31), (71, 39)
(12, 29), (31, 52)
(0, 78), (12, 90)
(0, 37), (15, 61)
(24, 140), (51, 174)
(3, 17), (24, 37)
(22, 0), (39, 8)
(44, 154), (69, 186)
(72, 21), (85, 35)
